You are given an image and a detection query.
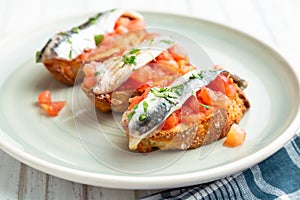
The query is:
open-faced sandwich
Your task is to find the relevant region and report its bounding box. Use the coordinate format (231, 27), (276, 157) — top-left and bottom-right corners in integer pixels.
(121, 69), (250, 152)
(36, 9), (147, 85)
(82, 35), (195, 112)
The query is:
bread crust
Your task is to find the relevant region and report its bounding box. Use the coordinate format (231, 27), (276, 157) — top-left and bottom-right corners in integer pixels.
(121, 84), (250, 153)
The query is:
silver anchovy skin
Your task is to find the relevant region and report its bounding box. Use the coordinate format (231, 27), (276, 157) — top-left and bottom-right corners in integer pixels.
(37, 9), (143, 62)
(92, 35), (175, 94)
(128, 69), (224, 149)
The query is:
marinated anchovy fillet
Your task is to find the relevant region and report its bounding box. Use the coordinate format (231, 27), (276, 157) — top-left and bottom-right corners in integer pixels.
(92, 35), (175, 94)
(37, 9), (143, 62)
(128, 69), (224, 150)
(36, 9), (146, 85)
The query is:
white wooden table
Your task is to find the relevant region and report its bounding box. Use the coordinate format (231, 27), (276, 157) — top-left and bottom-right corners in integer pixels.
(0, 0), (299, 199)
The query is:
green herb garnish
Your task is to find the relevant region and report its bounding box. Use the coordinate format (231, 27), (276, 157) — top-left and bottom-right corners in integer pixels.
(150, 87), (178, 104)
(122, 55), (137, 66)
(35, 51), (41, 63)
(94, 71), (101, 77)
(139, 114), (148, 122)
(143, 101), (148, 112)
(189, 71), (204, 80)
(129, 48), (140, 54)
(200, 104), (210, 109)
(71, 27), (80, 34)
(160, 39), (174, 45)
(149, 38), (154, 45)
(110, 8), (117, 12)
(128, 111), (136, 122)
(58, 31), (69, 36)
(133, 104), (138, 110)
(94, 34), (104, 46)
(189, 73), (199, 79)
(68, 50), (73, 59)
(89, 17), (98, 25)
(67, 37), (72, 44)
(198, 71), (204, 79)
(171, 84), (184, 96)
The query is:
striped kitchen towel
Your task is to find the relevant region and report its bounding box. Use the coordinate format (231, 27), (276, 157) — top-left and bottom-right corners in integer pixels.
(142, 133), (300, 200)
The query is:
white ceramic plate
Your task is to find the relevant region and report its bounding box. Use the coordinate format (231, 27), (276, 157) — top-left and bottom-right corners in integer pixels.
(0, 12), (299, 189)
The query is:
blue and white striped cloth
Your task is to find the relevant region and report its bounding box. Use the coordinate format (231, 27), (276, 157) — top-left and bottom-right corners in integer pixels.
(142, 133), (300, 200)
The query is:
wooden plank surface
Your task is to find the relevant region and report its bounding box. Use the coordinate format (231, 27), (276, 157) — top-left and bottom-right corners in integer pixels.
(0, 0), (299, 199)
(0, 150), (21, 200)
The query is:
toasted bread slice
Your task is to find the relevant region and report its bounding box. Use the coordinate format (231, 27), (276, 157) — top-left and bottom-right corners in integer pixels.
(43, 30), (147, 85)
(37, 9), (146, 85)
(81, 87), (141, 113)
(121, 83), (250, 153)
(81, 39), (195, 112)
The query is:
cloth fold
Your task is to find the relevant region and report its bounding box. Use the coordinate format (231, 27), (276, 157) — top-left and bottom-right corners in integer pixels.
(142, 133), (300, 200)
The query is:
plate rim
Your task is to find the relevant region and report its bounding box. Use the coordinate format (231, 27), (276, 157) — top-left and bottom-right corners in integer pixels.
(0, 11), (299, 189)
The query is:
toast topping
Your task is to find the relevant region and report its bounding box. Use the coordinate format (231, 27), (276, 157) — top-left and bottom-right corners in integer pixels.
(128, 69), (224, 150)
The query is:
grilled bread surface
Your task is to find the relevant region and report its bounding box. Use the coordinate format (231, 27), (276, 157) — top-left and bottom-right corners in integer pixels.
(121, 84), (250, 153)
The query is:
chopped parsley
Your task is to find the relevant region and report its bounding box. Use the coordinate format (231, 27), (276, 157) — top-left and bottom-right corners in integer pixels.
(71, 27), (80, 34)
(133, 104), (138, 110)
(58, 31), (69, 36)
(128, 104), (139, 122)
(143, 101), (148, 112)
(94, 34), (104, 46)
(67, 37), (72, 44)
(94, 71), (101, 77)
(189, 71), (204, 80)
(139, 114), (148, 122)
(88, 17), (98, 25)
(110, 8), (117, 12)
(200, 103), (210, 109)
(122, 55), (137, 66)
(149, 38), (154, 45)
(129, 48), (140, 54)
(171, 84), (184, 96)
(198, 71), (204, 79)
(128, 111), (136, 122)
(160, 39), (174, 45)
(150, 87), (178, 104)
(35, 51), (41, 63)
(189, 73), (198, 79)
(68, 50), (73, 60)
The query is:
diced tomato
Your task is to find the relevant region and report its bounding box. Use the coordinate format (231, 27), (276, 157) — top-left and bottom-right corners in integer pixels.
(156, 51), (174, 61)
(115, 17), (130, 28)
(136, 84), (151, 93)
(183, 96), (200, 113)
(128, 96), (144, 110)
(207, 75), (236, 98)
(223, 123), (246, 147)
(112, 17), (146, 36)
(38, 90), (51, 104)
(40, 102), (66, 117)
(168, 45), (188, 61)
(176, 59), (188, 68)
(179, 65), (196, 74)
(155, 49), (194, 75)
(197, 87), (212, 105)
(155, 60), (179, 74)
(162, 111), (181, 130)
(126, 19), (146, 30)
(213, 65), (223, 70)
(38, 90), (66, 117)
(114, 25), (128, 34)
(129, 65), (156, 84)
(128, 87), (151, 110)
